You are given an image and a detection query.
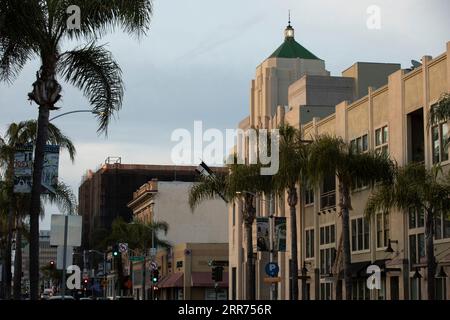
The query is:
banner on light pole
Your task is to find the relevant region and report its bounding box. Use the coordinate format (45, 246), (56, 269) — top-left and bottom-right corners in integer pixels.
(42, 145), (60, 194)
(274, 217), (286, 252)
(256, 217), (270, 252)
(13, 145), (33, 193)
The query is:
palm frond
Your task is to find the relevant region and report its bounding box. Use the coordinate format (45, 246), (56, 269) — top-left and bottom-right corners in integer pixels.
(43, 182), (77, 215)
(0, 0), (44, 83)
(57, 0), (153, 40)
(58, 43), (124, 134)
(429, 93), (450, 125)
(189, 174), (228, 211)
(6, 120), (76, 161)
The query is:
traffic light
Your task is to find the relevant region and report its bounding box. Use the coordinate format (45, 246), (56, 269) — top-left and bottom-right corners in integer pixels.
(211, 266), (223, 282)
(83, 278), (89, 286)
(112, 244), (119, 257)
(49, 260), (55, 268)
(151, 269), (159, 283)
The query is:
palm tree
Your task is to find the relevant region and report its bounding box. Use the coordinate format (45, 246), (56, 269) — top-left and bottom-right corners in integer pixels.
(0, 120), (76, 299)
(107, 217), (170, 297)
(429, 93), (450, 124)
(189, 163), (272, 300)
(273, 124), (309, 300)
(365, 163), (450, 300)
(308, 135), (393, 300)
(109, 217), (171, 252)
(0, 0), (153, 299)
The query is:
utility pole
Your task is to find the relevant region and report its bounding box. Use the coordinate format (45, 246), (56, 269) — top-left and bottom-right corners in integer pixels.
(61, 215), (68, 300)
(269, 193), (276, 300)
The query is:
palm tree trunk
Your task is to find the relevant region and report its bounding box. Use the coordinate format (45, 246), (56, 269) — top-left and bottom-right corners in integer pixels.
(245, 221), (255, 300)
(4, 206), (13, 299)
(425, 210), (436, 300)
(340, 182), (352, 300)
(288, 187), (299, 300)
(29, 105), (50, 300)
(13, 217), (23, 300)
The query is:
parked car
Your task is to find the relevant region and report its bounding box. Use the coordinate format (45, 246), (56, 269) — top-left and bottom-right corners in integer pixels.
(48, 295), (76, 300)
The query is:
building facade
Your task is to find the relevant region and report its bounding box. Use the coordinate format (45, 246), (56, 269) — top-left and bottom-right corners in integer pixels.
(21, 230), (57, 291)
(125, 167), (228, 300)
(229, 21), (450, 300)
(78, 159), (216, 250)
(152, 243), (228, 300)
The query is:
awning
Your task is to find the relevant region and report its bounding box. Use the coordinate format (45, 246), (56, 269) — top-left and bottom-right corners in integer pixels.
(159, 272), (183, 288)
(191, 272), (228, 288)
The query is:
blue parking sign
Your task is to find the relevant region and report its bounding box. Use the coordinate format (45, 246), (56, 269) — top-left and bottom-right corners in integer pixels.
(265, 262), (279, 277)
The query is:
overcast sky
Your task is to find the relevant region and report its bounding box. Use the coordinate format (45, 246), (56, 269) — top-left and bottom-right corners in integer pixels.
(1, 0), (449, 230)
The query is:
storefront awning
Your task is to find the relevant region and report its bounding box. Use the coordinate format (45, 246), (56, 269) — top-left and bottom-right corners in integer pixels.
(191, 272), (228, 288)
(159, 272), (183, 288)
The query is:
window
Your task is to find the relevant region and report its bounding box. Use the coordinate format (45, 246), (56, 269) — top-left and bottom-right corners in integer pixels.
(232, 203), (236, 226)
(350, 134), (369, 154)
(375, 126), (389, 155)
(431, 109), (449, 164)
(319, 225), (336, 275)
(321, 175), (336, 209)
(351, 217), (370, 251)
(352, 279), (370, 300)
(409, 233), (425, 267)
(435, 212), (450, 240)
(305, 229), (314, 258)
(320, 282), (333, 300)
(376, 212), (390, 248)
(304, 188), (314, 205)
(409, 208), (424, 229)
(351, 134), (369, 190)
(410, 278), (421, 300)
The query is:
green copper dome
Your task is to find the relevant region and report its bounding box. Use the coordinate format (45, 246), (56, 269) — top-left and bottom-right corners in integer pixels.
(269, 24), (320, 60)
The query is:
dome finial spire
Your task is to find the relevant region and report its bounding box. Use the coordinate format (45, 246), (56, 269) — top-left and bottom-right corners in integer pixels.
(285, 10), (294, 39)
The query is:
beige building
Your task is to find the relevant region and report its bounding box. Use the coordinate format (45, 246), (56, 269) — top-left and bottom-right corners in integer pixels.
(154, 243), (228, 300)
(126, 166), (228, 299)
(229, 21), (450, 300)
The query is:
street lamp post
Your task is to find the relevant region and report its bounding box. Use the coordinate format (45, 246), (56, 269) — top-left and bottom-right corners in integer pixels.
(237, 191), (278, 300)
(49, 110), (101, 122)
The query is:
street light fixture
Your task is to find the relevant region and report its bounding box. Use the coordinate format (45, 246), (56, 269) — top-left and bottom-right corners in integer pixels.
(385, 239), (398, 253)
(49, 109), (103, 122)
(436, 266), (448, 278)
(412, 267), (422, 279)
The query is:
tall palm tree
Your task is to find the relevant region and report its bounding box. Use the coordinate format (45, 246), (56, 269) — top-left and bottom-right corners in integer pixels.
(308, 135), (393, 300)
(0, 0), (153, 299)
(0, 120), (76, 299)
(365, 163), (450, 300)
(273, 124), (309, 300)
(189, 163), (272, 300)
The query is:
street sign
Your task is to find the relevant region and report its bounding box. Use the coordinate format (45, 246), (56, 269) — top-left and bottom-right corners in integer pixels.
(149, 248), (157, 257)
(210, 260), (229, 267)
(263, 277), (282, 283)
(265, 262), (279, 277)
(118, 243), (128, 253)
(150, 261), (158, 270)
(50, 215), (82, 247)
(130, 256), (144, 262)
